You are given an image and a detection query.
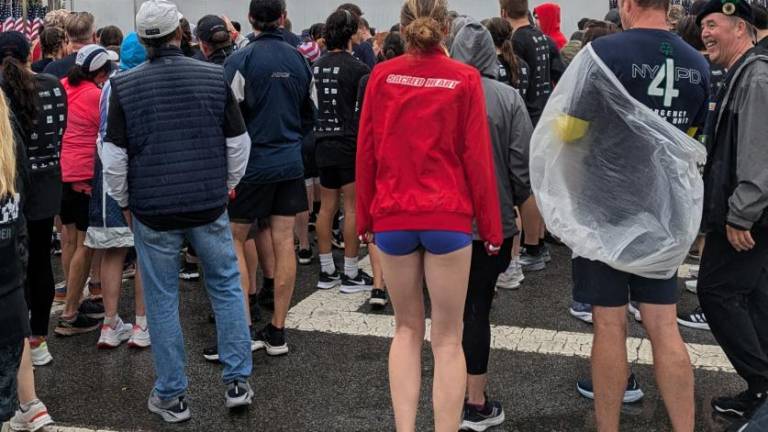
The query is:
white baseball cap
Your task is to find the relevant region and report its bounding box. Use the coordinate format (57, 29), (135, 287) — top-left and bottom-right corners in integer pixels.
(75, 44), (119, 72)
(136, 0), (183, 39)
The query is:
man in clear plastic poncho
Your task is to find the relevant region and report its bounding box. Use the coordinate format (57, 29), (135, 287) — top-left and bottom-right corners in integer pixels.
(530, 0), (709, 429)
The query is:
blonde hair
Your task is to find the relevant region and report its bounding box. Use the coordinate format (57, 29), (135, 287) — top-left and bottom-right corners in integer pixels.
(400, 0), (449, 52)
(44, 9), (71, 30)
(0, 95), (16, 196)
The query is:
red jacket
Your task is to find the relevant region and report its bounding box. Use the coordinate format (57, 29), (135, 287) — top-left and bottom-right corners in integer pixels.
(535, 3), (567, 50)
(60, 78), (101, 184)
(356, 48), (503, 246)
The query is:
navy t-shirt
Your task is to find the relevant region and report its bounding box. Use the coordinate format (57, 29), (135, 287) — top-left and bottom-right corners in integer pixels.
(591, 29), (710, 133)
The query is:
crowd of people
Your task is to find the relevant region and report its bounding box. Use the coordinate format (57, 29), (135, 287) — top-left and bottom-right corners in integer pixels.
(0, 0), (767, 431)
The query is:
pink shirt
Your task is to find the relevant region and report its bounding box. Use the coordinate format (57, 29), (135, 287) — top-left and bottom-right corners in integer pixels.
(60, 78), (101, 185)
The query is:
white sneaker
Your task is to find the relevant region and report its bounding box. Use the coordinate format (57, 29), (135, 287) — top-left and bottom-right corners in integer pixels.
(496, 261), (524, 290)
(10, 399), (54, 431)
(128, 325), (151, 348)
(628, 302), (642, 322)
(685, 280), (698, 294)
(97, 317), (133, 349)
(29, 339), (53, 366)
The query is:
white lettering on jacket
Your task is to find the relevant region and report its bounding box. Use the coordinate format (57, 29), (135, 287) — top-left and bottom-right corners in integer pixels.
(386, 74), (460, 89)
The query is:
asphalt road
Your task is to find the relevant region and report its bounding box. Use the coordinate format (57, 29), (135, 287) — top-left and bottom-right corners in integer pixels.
(25, 244), (749, 431)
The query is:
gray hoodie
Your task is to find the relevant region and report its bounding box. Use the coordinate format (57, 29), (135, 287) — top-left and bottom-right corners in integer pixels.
(450, 17), (533, 239)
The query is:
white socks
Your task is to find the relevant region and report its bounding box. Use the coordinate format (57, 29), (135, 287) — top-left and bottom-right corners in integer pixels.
(344, 256), (359, 278)
(135, 315), (147, 330)
(320, 253), (335, 274)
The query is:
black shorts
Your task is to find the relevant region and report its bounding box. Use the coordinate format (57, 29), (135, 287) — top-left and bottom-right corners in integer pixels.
(228, 179), (309, 224)
(319, 165), (355, 189)
(59, 183), (90, 231)
(572, 257), (679, 307)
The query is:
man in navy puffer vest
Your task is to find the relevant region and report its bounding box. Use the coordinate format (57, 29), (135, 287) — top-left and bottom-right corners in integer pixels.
(102, 0), (254, 423)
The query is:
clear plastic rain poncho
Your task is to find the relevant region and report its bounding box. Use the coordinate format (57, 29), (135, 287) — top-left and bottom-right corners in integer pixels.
(530, 45), (707, 279)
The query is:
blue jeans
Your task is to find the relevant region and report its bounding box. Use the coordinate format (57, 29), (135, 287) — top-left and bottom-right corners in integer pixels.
(132, 212), (251, 400)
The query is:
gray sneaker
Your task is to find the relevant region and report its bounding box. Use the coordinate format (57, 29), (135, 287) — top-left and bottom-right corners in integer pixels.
(520, 250), (546, 272)
(148, 390), (191, 423)
(225, 380), (254, 409)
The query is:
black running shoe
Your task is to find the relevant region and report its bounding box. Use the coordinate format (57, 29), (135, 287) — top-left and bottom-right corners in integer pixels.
(331, 230), (345, 249)
(203, 344), (220, 362)
(677, 306), (710, 330)
(460, 399), (505, 431)
(297, 248), (313, 265)
(54, 314), (101, 336)
(340, 270), (373, 294)
(713, 391), (767, 418)
(576, 373), (644, 403)
(78, 299), (105, 319)
(179, 262), (200, 281)
(317, 269), (341, 290)
(369, 289), (389, 308)
(252, 324), (289, 356)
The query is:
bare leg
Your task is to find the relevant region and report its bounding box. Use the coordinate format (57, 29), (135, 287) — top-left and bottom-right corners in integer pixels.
(379, 249), (425, 432)
(513, 213), (522, 257)
(133, 264), (146, 317)
(520, 196), (543, 248)
(424, 247), (472, 432)
(60, 223), (76, 286)
(341, 183), (359, 259)
(369, 244), (385, 290)
(316, 186), (339, 256)
(270, 215), (297, 328)
(230, 222), (253, 325)
(101, 248), (128, 320)
(640, 304), (695, 432)
(592, 306), (629, 432)
(295, 183), (313, 251)
(255, 226), (275, 280)
(89, 249), (104, 292)
(244, 239), (259, 296)
(63, 230), (94, 317)
(16, 340), (36, 404)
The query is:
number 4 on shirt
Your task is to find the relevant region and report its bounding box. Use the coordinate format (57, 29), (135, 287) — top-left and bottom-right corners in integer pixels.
(648, 58), (680, 108)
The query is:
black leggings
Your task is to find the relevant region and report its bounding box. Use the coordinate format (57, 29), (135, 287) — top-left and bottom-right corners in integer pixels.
(24, 217), (55, 337)
(462, 237), (514, 375)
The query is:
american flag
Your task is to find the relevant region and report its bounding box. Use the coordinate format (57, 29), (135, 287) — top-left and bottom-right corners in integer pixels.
(13, 1), (26, 34)
(0, 1), (47, 40)
(1, 1), (15, 33)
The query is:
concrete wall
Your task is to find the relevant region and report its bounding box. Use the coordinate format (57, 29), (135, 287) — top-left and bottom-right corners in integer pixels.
(71, 0), (609, 39)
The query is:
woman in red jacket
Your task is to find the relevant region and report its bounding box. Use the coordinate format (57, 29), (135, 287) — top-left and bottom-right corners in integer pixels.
(355, 1), (502, 430)
(56, 45), (115, 337)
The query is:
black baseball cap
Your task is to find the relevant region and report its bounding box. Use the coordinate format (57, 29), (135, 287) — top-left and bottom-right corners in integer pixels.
(696, 0), (754, 26)
(0, 31), (30, 62)
(196, 15), (228, 44)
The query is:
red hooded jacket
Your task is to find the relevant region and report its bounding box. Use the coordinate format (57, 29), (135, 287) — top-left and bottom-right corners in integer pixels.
(534, 3), (567, 50)
(356, 48), (503, 246)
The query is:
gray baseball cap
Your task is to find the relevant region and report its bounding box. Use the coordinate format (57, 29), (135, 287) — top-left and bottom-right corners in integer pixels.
(136, 0), (183, 39)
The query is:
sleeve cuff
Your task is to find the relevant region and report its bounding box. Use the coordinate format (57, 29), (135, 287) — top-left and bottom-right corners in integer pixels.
(726, 212), (753, 231)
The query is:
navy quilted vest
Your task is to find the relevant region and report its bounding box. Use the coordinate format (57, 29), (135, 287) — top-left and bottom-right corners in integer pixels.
(110, 48), (228, 216)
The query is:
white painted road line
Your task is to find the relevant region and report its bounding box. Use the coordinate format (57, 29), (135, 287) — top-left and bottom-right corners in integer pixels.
(286, 258), (734, 373)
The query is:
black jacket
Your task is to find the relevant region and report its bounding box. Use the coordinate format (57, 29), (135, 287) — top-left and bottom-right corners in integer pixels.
(0, 121), (30, 345)
(703, 49), (768, 232)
